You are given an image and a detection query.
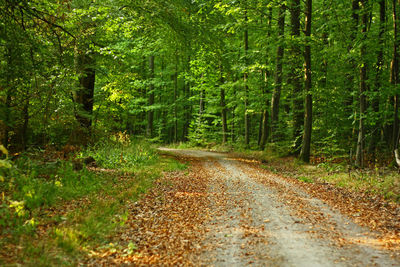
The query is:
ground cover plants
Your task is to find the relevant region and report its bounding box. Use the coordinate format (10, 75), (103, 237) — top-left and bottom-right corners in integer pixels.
(0, 135), (185, 266)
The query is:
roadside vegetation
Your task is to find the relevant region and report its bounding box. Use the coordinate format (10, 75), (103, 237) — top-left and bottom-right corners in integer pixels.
(0, 135), (185, 266)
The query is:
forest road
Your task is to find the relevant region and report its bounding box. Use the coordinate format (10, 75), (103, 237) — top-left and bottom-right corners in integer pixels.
(158, 148), (400, 267)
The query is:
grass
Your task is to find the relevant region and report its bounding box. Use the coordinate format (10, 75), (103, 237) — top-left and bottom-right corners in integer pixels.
(0, 136), (187, 266)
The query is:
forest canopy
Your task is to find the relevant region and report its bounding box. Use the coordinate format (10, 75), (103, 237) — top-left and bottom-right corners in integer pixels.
(1, 0), (400, 166)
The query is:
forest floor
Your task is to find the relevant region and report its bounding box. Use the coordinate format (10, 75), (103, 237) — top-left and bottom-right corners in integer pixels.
(84, 148), (400, 266)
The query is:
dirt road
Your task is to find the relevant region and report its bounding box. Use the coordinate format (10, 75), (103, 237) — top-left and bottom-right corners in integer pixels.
(158, 148), (399, 266)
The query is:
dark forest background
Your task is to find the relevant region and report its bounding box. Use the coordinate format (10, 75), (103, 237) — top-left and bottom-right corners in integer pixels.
(2, 0), (400, 166)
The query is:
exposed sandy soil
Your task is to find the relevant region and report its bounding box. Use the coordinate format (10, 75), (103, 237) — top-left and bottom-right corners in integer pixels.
(87, 148), (400, 266)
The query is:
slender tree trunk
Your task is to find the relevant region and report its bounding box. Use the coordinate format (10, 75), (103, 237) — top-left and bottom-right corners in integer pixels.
(288, 0), (303, 154)
(258, 110), (264, 146)
(21, 97), (29, 150)
(174, 58), (178, 143)
(343, 1), (360, 150)
(231, 76), (237, 142)
(345, 0), (360, 110)
(221, 88), (228, 144)
(258, 7), (272, 150)
(244, 5), (250, 147)
(260, 68), (270, 149)
(260, 109), (269, 149)
(220, 66), (228, 144)
(259, 8), (273, 150)
(369, 0), (386, 156)
(300, 0), (313, 163)
(260, 71), (270, 149)
(391, 0), (400, 149)
(355, 0), (369, 167)
(198, 71), (206, 138)
(3, 93), (11, 147)
(146, 55), (155, 138)
(270, 4), (286, 142)
(3, 46), (13, 147)
(183, 56), (191, 141)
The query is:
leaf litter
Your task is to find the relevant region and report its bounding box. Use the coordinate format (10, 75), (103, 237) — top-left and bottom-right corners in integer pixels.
(82, 149), (400, 266)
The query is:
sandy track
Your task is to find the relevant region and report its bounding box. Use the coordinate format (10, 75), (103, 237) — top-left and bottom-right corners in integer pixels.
(159, 148), (399, 267)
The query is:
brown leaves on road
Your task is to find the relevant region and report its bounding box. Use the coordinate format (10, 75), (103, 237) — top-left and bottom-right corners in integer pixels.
(241, 160), (400, 255)
(85, 157), (210, 266)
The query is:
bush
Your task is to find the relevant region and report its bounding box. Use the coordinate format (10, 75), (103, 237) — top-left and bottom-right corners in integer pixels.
(0, 135), (158, 237)
(80, 134), (158, 170)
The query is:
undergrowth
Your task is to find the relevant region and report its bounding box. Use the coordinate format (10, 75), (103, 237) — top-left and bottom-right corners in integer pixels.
(0, 135), (185, 266)
(257, 150), (399, 203)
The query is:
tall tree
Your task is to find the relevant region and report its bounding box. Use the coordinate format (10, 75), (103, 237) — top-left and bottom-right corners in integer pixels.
(269, 3), (286, 143)
(244, 2), (250, 146)
(288, 0), (303, 154)
(300, 0), (313, 162)
(220, 65), (228, 144)
(391, 0), (400, 150)
(355, 0), (369, 167)
(146, 55), (155, 138)
(369, 0), (386, 156)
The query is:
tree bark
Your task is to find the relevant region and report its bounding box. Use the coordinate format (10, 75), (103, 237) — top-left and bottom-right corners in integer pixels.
(270, 4), (286, 142)
(183, 56), (191, 141)
(74, 43), (95, 133)
(300, 0), (313, 163)
(3, 93), (11, 148)
(391, 0), (400, 150)
(259, 7), (273, 150)
(2, 46), (13, 148)
(146, 55), (155, 138)
(369, 0), (386, 156)
(220, 66), (228, 144)
(260, 109), (269, 150)
(174, 58), (178, 143)
(288, 0), (303, 154)
(244, 4), (250, 147)
(355, 0), (369, 168)
(345, 0), (360, 109)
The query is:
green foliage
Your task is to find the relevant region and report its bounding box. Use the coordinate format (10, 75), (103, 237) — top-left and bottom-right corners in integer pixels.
(0, 137), (193, 265)
(0, 137), (159, 238)
(80, 135), (158, 170)
(298, 176), (314, 183)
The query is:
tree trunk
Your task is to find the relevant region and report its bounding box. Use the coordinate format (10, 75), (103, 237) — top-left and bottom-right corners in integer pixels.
(345, 0), (360, 110)
(183, 56), (191, 141)
(244, 5), (250, 147)
(288, 0), (303, 154)
(3, 93), (11, 148)
(391, 0), (400, 150)
(355, 0), (369, 168)
(74, 43), (95, 138)
(2, 46), (13, 148)
(174, 59), (178, 143)
(300, 0), (313, 163)
(260, 109), (269, 150)
(220, 66), (228, 144)
(270, 4), (286, 142)
(198, 71), (206, 139)
(231, 76), (237, 142)
(259, 8), (273, 150)
(258, 110), (264, 146)
(369, 0), (386, 156)
(146, 55), (155, 138)
(21, 97), (29, 150)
